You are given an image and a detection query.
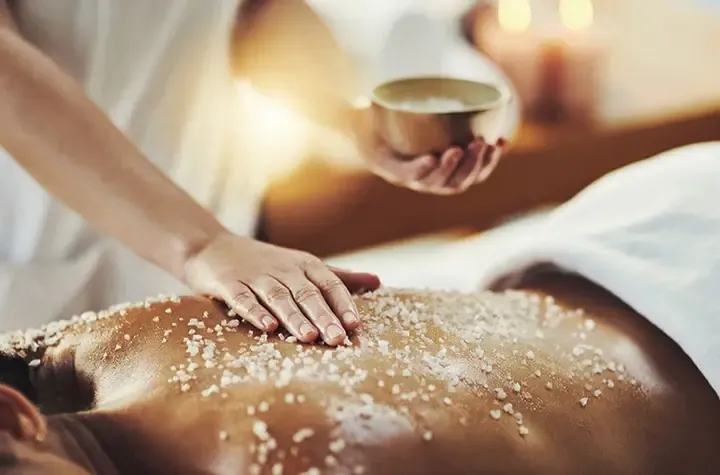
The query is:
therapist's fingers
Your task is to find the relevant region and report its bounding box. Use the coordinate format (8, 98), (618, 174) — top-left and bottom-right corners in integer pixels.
(270, 270), (347, 345)
(475, 142), (502, 184)
(476, 138), (507, 183)
(219, 281), (278, 332)
(249, 275), (320, 343)
(304, 261), (361, 331)
(327, 266), (381, 294)
(447, 139), (486, 191)
(417, 147), (465, 190)
(375, 152), (438, 185)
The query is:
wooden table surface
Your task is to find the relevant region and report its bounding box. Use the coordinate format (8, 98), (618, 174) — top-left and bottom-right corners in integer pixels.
(264, 0), (720, 257)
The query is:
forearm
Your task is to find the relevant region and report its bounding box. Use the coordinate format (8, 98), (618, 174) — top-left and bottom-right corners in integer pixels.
(0, 26), (226, 280)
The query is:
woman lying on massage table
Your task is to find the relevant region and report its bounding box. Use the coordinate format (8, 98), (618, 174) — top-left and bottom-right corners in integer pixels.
(0, 273), (717, 474)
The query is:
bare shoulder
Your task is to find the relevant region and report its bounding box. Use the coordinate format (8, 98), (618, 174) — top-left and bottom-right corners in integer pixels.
(514, 274), (720, 474)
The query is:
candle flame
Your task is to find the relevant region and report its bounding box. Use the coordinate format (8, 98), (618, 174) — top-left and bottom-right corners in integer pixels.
(559, 0), (594, 31)
(498, 0), (532, 33)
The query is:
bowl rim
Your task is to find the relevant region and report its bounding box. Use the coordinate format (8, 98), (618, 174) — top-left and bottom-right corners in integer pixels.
(371, 76), (510, 114)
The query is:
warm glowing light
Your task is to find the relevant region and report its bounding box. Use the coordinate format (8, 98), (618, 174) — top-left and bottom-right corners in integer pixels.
(559, 0), (594, 31)
(234, 81), (311, 181)
(353, 95), (372, 109)
(497, 0), (532, 32)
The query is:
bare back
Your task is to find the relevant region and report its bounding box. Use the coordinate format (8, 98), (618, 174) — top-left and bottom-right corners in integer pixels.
(2, 279), (718, 474)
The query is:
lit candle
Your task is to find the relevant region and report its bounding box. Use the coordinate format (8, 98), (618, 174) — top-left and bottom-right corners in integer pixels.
(479, 0), (605, 123)
(555, 0), (604, 122)
(480, 0), (541, 112)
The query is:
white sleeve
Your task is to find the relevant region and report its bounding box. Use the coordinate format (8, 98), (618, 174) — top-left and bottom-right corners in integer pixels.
(474, 142), (720, 396)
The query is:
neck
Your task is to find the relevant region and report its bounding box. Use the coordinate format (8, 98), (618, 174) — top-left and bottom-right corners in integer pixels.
(45, 414), (119, 475)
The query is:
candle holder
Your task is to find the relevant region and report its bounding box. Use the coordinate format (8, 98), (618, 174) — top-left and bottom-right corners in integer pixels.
(471, 0), (606, 124)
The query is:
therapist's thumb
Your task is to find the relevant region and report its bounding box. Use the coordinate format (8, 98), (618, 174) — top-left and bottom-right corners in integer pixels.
(328, 266), (381, 294)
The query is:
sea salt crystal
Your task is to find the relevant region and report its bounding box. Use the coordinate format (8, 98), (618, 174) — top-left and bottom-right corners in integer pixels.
(329, 439), (346, 453)
(253, 420), (270, 440)
(201, 385), (219, 398)
(293, 428), (315, 443)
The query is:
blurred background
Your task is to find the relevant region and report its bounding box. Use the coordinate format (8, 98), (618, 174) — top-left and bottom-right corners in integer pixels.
(233, 0), (720, 271)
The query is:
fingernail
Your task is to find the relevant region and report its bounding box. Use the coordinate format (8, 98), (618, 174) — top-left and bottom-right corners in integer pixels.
(343, 312), (358, 325)
(326, 324), (345, 340)
(262, 315), (277, 331)
(299, 323), (316, 339)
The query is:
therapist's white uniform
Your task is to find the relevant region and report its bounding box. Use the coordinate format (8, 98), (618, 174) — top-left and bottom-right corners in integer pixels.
(1, 0), (258, 329)
(0, 0), (508, 329)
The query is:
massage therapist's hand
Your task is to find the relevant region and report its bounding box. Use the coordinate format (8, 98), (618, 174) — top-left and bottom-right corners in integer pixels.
(353, 111), (506, 195)
(183, 232), (381, 345)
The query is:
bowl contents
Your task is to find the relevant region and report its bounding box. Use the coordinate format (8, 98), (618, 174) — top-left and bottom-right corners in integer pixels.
(391, 97), (474, 113)
(373, 77), (505, 114)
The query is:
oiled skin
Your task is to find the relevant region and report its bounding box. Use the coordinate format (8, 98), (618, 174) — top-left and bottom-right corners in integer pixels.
(16, 275), (720, 475)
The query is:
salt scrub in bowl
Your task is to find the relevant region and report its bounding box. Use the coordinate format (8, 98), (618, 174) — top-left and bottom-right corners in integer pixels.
(392, 97), (475, 113)
(371, 77), (510, 157)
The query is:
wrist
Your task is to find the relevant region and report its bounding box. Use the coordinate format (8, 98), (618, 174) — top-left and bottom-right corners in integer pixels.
(169, 220), (229, 283)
